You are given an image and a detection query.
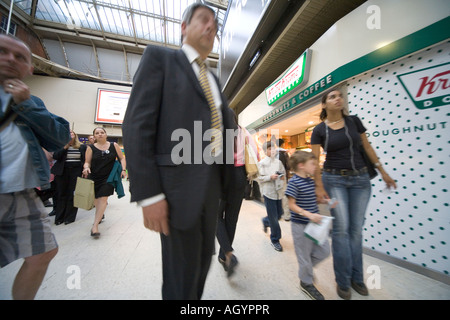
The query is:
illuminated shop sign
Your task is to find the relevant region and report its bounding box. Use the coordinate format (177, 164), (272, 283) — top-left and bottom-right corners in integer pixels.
(265, 49), (312, 105)
(262, 73), (333, 123)
(397, 62), (450, 109)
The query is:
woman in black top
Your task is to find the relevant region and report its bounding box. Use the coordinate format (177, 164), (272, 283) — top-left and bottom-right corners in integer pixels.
(52, 130), (84, 225)
(82, 127), (126, 238)
(311, 89), (396, 300)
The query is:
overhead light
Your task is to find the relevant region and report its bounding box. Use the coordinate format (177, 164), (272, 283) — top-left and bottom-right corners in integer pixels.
(285, 130), (289, 133)
(308, 121), (314, 125)
(249, 48), (261, 69)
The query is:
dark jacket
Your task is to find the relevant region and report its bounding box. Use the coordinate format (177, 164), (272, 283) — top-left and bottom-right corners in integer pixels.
(122, 45), (236, 230)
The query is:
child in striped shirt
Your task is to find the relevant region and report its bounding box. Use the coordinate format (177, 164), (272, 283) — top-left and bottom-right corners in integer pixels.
(285, 151), (331, 300)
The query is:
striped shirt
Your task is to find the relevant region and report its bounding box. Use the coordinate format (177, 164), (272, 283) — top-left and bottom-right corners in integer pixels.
(65, 147), (81, 165)
(285, 174), (319, 224)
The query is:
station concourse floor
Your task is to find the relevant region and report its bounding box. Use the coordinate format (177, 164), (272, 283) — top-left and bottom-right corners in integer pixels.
(1, 180), (449, 300)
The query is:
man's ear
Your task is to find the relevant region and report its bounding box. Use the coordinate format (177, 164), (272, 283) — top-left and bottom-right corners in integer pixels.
(181, 21), (187, 43)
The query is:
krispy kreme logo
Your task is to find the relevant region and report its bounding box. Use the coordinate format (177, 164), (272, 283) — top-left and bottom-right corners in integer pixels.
(397, 62), (450, 109)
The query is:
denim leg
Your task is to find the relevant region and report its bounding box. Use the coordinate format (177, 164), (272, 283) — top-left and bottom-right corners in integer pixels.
(323, 172), (371, 289)
(348, 176), (371, 283)
(263, 196), (282, 243)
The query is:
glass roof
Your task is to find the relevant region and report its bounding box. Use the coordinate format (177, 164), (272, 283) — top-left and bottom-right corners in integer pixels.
(15, 0), (228, 54)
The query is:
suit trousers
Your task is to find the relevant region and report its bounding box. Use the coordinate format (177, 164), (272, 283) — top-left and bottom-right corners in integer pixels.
(216, 165), (246, 260)
(160, 164), (221, 300)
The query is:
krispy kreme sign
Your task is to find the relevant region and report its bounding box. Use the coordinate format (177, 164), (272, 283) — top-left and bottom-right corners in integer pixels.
(265, 49), (312, 105)
(397, 62), (450, 109)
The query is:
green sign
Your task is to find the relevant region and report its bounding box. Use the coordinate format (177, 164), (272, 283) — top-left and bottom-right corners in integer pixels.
(265, 49), (312, 105)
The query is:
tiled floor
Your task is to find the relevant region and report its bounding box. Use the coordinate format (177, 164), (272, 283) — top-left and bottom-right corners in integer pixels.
(1, 180), (449, 300)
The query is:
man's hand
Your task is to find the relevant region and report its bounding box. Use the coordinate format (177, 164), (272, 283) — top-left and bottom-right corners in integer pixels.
(3, 79), (31, 104)
(142, 199), (170, 236)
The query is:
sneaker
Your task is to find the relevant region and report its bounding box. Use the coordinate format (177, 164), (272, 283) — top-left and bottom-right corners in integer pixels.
(271, 241), (283, 252)
(300, 281), (325, 300)
(351, 281), (369, 296)
(337, 286), (351, 300)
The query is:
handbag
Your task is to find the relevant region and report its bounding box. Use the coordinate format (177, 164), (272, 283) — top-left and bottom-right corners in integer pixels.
(244, 136), (259, 179)
(360, 146), (378, 180)
(73, 177), (95, 210)
(348, 116), (378, 180)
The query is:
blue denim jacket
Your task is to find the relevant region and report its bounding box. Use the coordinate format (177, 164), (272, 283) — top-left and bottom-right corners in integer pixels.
(11, 95), (71, 190)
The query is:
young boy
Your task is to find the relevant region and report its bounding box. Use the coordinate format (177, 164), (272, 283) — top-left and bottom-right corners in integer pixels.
(285, 151), (331, 300)
(257, 141), (286, 251)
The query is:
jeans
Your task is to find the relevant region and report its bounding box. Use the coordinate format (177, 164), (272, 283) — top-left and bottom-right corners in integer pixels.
(262, 196), (283, 243)
(322, 171), (371, 289)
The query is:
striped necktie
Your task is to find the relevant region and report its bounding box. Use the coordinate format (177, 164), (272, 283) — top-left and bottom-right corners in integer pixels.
(195, 58), (222, 156)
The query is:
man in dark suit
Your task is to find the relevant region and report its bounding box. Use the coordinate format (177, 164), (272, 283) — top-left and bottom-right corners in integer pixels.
(122, 4), (236, 300)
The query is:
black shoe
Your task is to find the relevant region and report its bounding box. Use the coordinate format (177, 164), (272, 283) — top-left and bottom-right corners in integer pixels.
(64, 220), (75, 225)
(300, 281), (325, 300)
(337, 286), (351, 300)
(271, 241), (283, 252)
(218, 257), (228, 272)
(43, 200), (53, 207)
(90, 229), (100, 238)
(351, 281), (369, 296)
(48, 210), (56, 216)
(227, 255), (238, 278)
(55, 221), (63, 225)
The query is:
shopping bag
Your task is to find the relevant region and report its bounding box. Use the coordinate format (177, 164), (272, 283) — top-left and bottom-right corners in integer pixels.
(245, 137), (259, 179)
(73, 177), (95, 210)
(304, 216), (334, 245)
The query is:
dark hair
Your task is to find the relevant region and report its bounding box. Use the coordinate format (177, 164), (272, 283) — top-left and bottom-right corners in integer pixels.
(93, 127), (106, 135)
(289, 150), (316, 170)
(180, 3), (218, 43)
(320, 88), (346, 121)
(277, 138), (285, 147)
(262, 141), (274, 152)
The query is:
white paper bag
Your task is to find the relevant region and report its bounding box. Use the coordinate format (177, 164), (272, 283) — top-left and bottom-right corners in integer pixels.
(304, 216), (334, 245)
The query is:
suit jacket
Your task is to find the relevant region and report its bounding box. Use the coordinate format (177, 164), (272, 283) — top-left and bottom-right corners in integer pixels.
(122, 45), (236, 230)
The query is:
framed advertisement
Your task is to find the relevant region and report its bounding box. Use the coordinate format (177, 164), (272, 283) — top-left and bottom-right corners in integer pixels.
(95, 89), (130, 125)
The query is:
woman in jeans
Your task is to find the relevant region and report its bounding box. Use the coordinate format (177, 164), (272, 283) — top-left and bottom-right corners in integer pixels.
(311, 88), (396, 299)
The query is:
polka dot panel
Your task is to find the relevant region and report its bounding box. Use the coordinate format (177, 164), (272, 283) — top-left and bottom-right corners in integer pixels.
(346, 41), (450, 276)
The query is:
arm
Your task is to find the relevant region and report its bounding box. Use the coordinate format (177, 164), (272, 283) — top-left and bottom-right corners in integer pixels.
(287, 196), (322, 223)
(311, 144), (329, 202)
(114, 142), (127, 179)
(82, 146), (92, 178)
(122, 46), (169, 236)
(360, 133), (397, 189)
(7, 79), (70, 151)
(256, 160), (278, 182)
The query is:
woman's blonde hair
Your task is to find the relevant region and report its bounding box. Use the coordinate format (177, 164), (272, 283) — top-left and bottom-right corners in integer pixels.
(71, 130), (81, 149)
